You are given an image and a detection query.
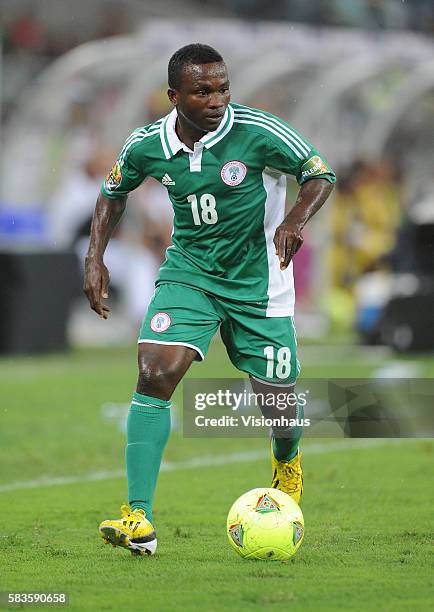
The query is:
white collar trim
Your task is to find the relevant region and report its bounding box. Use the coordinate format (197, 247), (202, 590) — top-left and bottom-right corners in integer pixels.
(160, 104), (234, 160)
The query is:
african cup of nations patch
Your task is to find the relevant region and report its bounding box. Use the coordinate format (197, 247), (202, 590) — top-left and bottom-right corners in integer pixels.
(150, 312), (171, 333)
(301, 155), (329, 180)
(220, 160), (247, 186)
(104, 161), (122, 192)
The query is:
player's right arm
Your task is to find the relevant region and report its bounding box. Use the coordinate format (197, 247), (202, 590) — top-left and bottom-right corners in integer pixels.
(84, 193), (127, 319)
(84, 131), (148, 318)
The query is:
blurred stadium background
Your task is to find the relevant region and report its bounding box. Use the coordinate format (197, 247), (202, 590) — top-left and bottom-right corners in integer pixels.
(1, 3), (433, 608)
(1, 0), (433, 355)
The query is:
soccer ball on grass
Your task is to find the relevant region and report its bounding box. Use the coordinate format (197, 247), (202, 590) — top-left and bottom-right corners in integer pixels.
(226, 487), (304, 561)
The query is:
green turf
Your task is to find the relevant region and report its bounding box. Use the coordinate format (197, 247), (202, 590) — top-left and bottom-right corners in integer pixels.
(0, 341), (433, 611)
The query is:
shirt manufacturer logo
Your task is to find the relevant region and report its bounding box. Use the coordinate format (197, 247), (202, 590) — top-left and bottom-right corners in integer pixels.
(162, 173), (176, 186)
(220, 160), (247, 186)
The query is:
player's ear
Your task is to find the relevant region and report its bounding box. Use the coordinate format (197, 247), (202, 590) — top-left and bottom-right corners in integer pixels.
(167, 88), (177, 106)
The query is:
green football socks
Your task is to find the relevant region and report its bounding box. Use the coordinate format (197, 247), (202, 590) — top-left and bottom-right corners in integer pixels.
(126, 391), (171, 524)
(272, 401), (304, 462)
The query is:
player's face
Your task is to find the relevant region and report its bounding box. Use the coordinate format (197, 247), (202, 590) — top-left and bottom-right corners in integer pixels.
(169, 62), (231, 133)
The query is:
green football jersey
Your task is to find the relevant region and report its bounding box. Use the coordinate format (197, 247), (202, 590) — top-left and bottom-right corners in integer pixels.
(101, 103), (336, 316)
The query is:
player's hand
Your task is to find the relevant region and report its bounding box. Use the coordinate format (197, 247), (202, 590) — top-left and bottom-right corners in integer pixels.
(273, 222), (304, 270)
(83, 257), (111, 319)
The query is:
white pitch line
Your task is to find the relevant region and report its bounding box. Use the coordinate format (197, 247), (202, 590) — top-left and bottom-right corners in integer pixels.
(0, 439), (417, 494)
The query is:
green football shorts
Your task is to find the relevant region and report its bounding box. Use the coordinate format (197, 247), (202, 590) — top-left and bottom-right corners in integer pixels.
(139, 283), (300, 385)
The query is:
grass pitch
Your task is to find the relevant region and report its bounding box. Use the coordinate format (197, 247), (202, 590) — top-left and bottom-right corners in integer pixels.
(0, 340), (433, 611)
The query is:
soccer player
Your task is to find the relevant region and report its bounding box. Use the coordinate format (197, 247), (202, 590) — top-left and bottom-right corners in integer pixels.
(84, 44), (335, 556)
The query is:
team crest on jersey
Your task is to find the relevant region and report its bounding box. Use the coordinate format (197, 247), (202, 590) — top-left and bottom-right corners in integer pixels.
(220, 160), (247, 186)
(104, 161), (122, 192)
(150, 312), (171, 333)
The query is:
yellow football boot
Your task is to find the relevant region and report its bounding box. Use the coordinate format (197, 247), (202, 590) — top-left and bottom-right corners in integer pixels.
(271, 446), (303, 504)
(99, 504), (157, 556)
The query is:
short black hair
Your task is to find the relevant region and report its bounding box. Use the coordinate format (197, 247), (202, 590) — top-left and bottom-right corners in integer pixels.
(168, 43), (224, 90)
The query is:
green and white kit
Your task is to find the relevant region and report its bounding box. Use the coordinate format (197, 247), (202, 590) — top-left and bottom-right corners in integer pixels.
(102, 103), (336, 383)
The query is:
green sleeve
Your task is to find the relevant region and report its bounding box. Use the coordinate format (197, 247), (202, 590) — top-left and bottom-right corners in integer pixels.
(101, 140), (147, 199)
(265, 128), (336, 186)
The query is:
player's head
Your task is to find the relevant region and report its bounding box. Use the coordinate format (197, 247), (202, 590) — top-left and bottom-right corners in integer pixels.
(168, 43), (230, 133)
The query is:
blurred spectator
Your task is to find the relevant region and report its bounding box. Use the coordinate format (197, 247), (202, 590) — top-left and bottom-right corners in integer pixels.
(353, 184), (434, 344)
(8, 10), (48, 53)
(328, 159), (402, 291)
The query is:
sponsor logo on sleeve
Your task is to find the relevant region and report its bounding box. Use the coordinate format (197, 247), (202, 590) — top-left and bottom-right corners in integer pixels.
(220, 160), (247, 186)
(301, 155), (329, 179)
(104, 161), (122, 192)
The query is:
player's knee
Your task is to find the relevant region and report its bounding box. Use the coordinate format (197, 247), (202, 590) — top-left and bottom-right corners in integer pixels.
(137, 356), (179, 398)
(137, 359), (163, 384)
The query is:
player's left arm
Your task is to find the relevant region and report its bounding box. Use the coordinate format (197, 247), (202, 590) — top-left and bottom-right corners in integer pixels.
(265, 125), (336, 270)
(274, 178), (334, 270)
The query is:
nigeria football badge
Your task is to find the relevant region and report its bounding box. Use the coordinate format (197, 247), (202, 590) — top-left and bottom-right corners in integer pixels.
(150, 312), (171, 333)
(220, 160), (247, 186)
